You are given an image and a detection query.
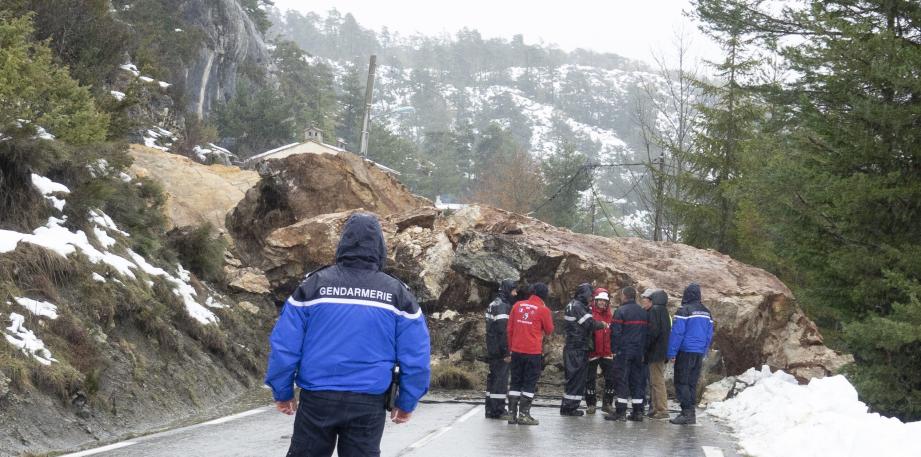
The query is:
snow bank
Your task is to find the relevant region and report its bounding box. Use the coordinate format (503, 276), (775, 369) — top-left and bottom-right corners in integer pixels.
(708, 365), (921, 457)
(4, 313), (57, 365)
(14, 297), (58, 320)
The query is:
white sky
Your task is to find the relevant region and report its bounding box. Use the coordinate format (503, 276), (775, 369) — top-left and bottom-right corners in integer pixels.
(272, 0), (724, 67)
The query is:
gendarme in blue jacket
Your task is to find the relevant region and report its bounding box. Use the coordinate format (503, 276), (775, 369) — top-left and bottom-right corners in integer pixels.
(666, 283), (714, 359)
(265, 213), (431, 412)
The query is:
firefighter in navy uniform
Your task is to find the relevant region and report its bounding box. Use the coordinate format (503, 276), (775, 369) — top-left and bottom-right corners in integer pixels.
(605, 286), (649, 422)
(560, 283), (608, 416)
(265, 213), (431, 457)
(484, 279), (517, 419)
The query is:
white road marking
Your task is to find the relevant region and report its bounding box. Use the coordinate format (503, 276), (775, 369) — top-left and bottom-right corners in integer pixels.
(702, 446), (726, 457)
(404, 405), (482, 452)
(58, 441), (137, 457)
(57, 407), (270, 456)
(200, 407), (268, 425)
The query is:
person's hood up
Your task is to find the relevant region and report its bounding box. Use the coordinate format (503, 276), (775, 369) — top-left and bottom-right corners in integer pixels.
(335, 213), (387, 270)
(575, 283), (593, 304)
(681, 283), (702, 306)
(531, 283), (549, 301)
(650, 289), (669, 307)
(499, 279), (517, 303)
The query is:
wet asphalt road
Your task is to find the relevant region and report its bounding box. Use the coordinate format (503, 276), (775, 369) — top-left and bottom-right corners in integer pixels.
(62, 401), (740, 457)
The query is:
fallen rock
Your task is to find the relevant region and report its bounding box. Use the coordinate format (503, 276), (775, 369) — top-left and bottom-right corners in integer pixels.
(237, 301), (260, 315)
(224, 156), (851, 382)
(129, 145), (260, 230)
(225, 267), (271, 295)
(228, 151), (430, 268)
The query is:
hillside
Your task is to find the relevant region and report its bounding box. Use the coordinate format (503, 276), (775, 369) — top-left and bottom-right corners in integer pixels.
(267, 8), (686, 236)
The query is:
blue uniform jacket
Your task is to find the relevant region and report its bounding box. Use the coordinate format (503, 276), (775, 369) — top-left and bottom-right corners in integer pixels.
(265, 213), (431, 412)
(667, 283), (714, 358)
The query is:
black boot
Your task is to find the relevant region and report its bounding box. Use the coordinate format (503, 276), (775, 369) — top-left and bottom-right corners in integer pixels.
(518, 397), (539, 425)
(604, 404), (627, 421)
(627, 404), (644, 422)
(669, 408), (696, 425)
(585, 394), (597, 415)
(601, 391), (614, 414)
(507, 396), (519, 425)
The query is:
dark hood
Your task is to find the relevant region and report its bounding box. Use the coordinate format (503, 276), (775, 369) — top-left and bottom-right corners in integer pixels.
(651, 290), (669, 307)
(499, 279), (517, 303)
(575, 283), (593, 304)
(531, 283), (549, 301)
(335, 213), (387, 271)
(681, 283), (701, 306)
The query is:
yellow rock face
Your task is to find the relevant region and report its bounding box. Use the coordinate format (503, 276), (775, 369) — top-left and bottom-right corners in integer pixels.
(129, 144), (260, 230)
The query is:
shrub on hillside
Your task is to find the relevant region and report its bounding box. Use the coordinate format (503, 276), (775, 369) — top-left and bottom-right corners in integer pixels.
(167, 224), (226, 283)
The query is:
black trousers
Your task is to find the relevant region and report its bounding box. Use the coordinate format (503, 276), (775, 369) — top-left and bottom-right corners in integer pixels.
(674, 351), (704, 410)
(585, 357), (615, 405)
(286, 390), (386, 457)
(561, 348), (588, 411)
(485, 357), (510, 416)
(613, 353), (647, 408)
(508, 352), (542, 399)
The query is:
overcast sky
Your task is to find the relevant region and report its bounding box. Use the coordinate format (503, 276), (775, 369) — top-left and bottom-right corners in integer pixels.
(272, 0), (723, 67)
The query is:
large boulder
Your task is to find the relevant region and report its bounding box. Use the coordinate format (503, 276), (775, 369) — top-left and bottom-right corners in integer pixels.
(229, 195), (851, 380)
(218, 150), (851, 382)
(227, 151), (431, 276)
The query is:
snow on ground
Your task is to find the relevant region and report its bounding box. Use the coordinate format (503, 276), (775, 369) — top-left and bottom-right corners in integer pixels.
(707, 365), (921, 457)
(31, 173), (70, 195)
(128, 252), (218, 325)
(2, 176), (220, 326)
(119, 63), (140, 77)
(13, 297), (58, 320)
(4, 312), (57, 365)
(110, 90), (126, 101)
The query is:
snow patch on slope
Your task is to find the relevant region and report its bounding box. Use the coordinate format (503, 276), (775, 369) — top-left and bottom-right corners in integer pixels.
(4, 313), (57, 365)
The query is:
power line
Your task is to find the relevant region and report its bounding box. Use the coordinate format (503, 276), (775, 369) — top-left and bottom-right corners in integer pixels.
(590, 184), (622, 237)
(530, 164), (588, 215)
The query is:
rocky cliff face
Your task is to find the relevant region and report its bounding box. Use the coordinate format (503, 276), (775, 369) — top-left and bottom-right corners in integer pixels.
(225, 151), (852, 382)
(180, 0), (271, 118)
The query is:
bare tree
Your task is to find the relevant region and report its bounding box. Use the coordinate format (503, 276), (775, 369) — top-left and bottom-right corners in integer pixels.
(631, 28), (702, 241)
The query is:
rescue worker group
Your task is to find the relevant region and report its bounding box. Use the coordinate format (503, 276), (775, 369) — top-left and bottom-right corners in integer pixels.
(485, 279), (714, 426)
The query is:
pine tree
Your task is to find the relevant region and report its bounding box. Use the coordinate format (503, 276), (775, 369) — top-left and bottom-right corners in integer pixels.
(678, 0), (764, 254)
(535, 142), (591, 227)
(0, 12), (108, 148)
(336, 61), (366, 148)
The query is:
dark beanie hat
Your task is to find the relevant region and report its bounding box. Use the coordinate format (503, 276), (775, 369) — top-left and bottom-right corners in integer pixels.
(531, 282), (549, 300)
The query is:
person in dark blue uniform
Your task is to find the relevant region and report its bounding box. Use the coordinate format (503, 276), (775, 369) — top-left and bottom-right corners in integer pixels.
(560, 283), (607, 416)
(605, 286), (649, 422)
(265, 212), (431, 457)
(484, 279), (517, 419)
(667, 283), (714, 425)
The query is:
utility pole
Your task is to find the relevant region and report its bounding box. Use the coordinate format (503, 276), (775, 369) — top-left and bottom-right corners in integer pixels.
(359, 54), (377, 157)
(590, 198), (596, 235)
(653, 153), (666, 241)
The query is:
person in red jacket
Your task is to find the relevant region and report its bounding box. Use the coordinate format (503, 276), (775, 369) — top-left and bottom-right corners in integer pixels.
(506, 283), (554, 426)
(585, 287), (615, 414)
